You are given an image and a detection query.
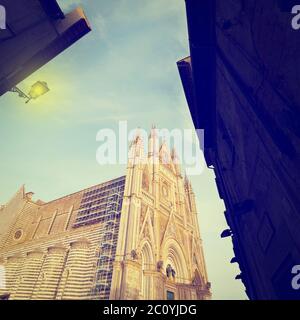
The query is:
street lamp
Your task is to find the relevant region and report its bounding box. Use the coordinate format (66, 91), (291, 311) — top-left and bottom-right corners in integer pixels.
(10, 81), (50, 103)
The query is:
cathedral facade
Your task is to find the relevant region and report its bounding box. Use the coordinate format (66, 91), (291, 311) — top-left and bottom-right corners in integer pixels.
(0, 128), (211, 300)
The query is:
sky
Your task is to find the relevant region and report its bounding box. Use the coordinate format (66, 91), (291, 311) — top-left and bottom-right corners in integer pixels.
(0, 0), (246, 299)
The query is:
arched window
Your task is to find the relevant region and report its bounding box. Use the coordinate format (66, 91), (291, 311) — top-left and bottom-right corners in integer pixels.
(141, 242), (153, 299)
(193, 269), (203, 286)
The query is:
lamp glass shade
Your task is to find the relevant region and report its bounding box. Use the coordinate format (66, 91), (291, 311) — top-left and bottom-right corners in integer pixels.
(28, 81), (49, 99)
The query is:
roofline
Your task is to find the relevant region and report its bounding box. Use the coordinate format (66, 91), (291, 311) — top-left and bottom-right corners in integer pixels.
(42, 175), (126, 206)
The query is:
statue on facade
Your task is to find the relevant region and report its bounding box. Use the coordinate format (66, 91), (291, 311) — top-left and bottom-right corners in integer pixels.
(166, 264), (176, 280)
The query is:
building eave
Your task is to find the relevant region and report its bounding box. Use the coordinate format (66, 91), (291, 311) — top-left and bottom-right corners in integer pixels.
(178, 0), (217, 151)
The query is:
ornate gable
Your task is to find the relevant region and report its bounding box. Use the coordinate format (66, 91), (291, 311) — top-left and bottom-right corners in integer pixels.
(159, 143), (176, 175)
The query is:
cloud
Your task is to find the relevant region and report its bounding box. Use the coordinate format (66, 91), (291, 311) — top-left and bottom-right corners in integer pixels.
(93, 13), (107, 40)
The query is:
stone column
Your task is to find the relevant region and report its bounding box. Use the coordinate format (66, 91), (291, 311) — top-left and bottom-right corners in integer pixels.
(56, 239), (92, 300)
(120, 260), (141, 300)
(110, 260), (123, 300)
(153, 272), (166, 300)
(1, 256), (19, 298)
(32, 245), (67, 300)
(13, 251), (44, 300)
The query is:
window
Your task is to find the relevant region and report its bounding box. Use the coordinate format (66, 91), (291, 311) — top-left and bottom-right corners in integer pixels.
(14, 229), (23, 240)
(167, 291), (175, 300)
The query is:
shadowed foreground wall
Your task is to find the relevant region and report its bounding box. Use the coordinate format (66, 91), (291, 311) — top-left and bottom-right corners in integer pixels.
(178, 0), (300, 300)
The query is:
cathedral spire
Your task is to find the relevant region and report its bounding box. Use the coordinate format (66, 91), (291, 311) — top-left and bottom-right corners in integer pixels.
(184, 171), (193, 191)
(129, 129), (144, 164)
(148, 125), (159, 160)
(171, 147), (181, 176)
(184, 171), (189, 186)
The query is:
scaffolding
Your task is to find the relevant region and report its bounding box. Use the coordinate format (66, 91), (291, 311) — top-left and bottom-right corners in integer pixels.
(73, 176), (125, 300)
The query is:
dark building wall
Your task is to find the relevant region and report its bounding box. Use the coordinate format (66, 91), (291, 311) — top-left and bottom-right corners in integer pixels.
(179, 0), (300, 299)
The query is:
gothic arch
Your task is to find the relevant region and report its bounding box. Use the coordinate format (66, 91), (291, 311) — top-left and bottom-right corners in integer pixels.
(140, 240), (154, 299)
(161, 238), (189, 283)
(193, 269), (204, 287)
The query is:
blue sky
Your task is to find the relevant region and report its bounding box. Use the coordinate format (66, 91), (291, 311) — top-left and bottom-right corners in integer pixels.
(0, 0), (246, 299)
